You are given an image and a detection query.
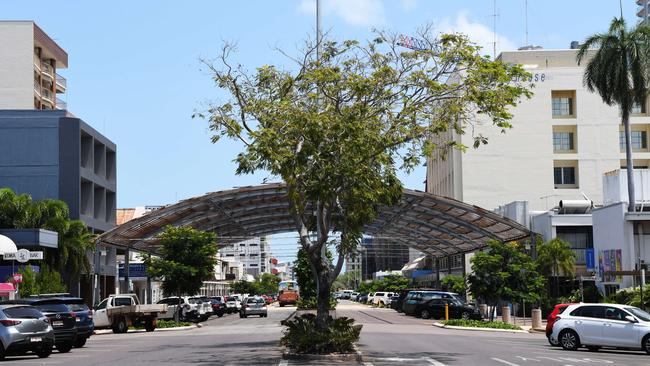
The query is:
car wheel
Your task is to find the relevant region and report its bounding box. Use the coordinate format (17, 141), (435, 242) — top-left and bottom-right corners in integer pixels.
(217, 313), (224, 317)
(420, 309), (431, 319)
(112, 317), (128, 334)
(239, 313), (244, 318)
(145, 318), (156, 332)
(56, 341), (74, 353)
(36, 343), (53, 358)
(586, 345), (600, 352)
(547, 335), (560, 347)
(642, 334), (650, 355)
(461, 312), (470, 320)
(559, 329), (580, 351)
(74, 337), (87, 348)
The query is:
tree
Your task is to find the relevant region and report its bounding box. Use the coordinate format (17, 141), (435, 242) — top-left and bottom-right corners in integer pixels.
(17, 264), (68, 297)
(536, 238), (576, 298)
(577, 17), (650, 212)
(0, 188), (94, 289)
(332, 270), (359, 290)
(257, 273), (281, 295)
(295, 247), (332, 300)
(144, 226), (218, 320)
(441, 274), (467, 297)
(468, 241), (545, 320)
(199, 27), (532, 327)
(230, 280), (259, 295)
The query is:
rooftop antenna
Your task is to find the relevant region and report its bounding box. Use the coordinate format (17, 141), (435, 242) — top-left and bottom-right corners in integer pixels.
(524, 0), (529, 46)
(492, 0), (498, 58)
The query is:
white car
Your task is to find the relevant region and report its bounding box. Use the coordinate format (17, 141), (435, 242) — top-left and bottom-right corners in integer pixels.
(551, 303), (650, 353)
(157, 296), (210, 322)
(372, 292), (395, 307)
(366, 292), (376, 304)
(226, 294), (243, 313)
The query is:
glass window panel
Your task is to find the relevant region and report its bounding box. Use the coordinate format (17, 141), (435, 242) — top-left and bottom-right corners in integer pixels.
(553, 132), (573, 151)
(554, 167), (563, 184)
(552, 97), (572, 116)
(563, 167), (575, 184)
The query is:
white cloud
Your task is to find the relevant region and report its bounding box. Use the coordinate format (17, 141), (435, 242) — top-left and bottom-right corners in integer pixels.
(438, 11), (517, 57)
(298, 0), (386, 27)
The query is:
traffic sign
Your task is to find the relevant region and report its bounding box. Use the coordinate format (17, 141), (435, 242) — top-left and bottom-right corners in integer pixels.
(3, 249), (43, 263)
(12, 274), (22, 283)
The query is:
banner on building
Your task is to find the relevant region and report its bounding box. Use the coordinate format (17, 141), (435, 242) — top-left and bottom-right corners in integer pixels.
(599, 249), (622, 282)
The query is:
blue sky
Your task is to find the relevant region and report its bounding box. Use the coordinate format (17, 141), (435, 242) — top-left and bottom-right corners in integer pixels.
(3, 1), (639, 260)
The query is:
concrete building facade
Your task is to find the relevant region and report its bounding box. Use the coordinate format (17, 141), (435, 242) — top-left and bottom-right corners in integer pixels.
(0, 21), (67, 110)
(218, 237), (271, 278)
(427, 48), (646, 212)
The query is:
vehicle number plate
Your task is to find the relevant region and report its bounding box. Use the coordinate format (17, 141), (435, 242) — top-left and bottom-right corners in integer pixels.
(30, 337), (42, 342)
(53, 321), (63, 326)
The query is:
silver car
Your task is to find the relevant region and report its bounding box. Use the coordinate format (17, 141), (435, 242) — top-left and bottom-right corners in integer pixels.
(0, 304), (55, 359)
(239, 297), (268, 318)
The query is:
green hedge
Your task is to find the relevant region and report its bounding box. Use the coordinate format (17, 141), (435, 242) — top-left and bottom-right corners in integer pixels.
(441, 319), (522, 330)
(156, 320), (193, 328)
(280, 314), (361, 354)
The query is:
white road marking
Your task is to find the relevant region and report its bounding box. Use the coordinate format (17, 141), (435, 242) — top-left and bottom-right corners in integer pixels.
(363, 363), (374, 366)
(516, 356), (540, 362)
(491, 358), (521, 366)
(424, 357), (447, 366)
(278, 360), (288, 366)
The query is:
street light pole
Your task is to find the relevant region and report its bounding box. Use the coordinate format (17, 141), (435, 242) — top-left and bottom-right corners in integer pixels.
(316, 0), (322, 60)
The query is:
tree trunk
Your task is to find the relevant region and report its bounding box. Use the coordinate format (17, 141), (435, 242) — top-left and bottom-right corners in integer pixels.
(315, 270), (332, 328)
(623, 112), (636, 212)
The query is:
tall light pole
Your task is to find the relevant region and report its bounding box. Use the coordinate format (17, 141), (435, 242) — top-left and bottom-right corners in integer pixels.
(317, 0), (322, 60)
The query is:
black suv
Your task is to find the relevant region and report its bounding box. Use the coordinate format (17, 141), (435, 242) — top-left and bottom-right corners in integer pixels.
(60, 297), (93, 347)
(1, 298), (76, 353)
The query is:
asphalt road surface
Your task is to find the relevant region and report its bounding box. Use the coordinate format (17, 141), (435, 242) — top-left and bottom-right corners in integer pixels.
(7, 301), (650, 365)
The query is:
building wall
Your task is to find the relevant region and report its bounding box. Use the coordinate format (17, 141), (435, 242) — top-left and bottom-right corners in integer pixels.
(218, 237), (271, 278)
(427, 49), (637, 211)
(0, 22), (33, 109)
(593, 202), (635, 289)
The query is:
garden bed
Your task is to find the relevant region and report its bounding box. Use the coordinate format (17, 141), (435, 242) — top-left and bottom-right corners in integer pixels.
(434, 319), (527, 333)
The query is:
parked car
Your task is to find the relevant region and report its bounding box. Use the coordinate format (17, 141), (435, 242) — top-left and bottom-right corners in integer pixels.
(551, 303), (650, 353)
(418, 297), (481, 320)
(546, 303), (575, 346)
(350, 292), (359, 300)
(95, 294), (167, 333)
(208, 296), (226, 317)
(1, 298), (76, 353)
(366, 292), (376, 304)
(226, 295), (242, 313)
(156, 296), (208, 323)
(0, 304), (55, 359)
(357, 293), (369, 303)
(402, 290), (460, 316)
(341, 290), (354, 299)
(60, 297), (94, 347)
(191, 297), (213, 322)
(372, 292), (394, 307)
(389, 295), (401, 311)
(261, 295), (273, 305)
(240, 297), (268, 318)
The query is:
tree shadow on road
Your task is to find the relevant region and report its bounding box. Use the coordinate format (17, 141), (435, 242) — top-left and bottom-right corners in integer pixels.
(145, 340), (282, 365)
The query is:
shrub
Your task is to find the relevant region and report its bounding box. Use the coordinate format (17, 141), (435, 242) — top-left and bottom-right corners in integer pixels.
(441, 319), (522, 330)
(296, 297), (337, 310)
(280, 314), (362, 354)
(157, 320), (192, 328)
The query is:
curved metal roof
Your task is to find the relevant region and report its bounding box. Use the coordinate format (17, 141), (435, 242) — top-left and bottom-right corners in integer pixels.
(97, 183), (530, 257)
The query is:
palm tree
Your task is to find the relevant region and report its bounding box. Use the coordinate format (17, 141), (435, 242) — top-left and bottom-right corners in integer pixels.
(577, 17), (650, 212)
(536, 238), (576, 298)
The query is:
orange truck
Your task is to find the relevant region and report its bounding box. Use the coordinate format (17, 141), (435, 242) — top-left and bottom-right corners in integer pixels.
(278, 281), (299, 307)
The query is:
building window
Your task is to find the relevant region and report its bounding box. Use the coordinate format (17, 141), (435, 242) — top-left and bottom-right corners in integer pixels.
(240, 253), (246, 257)
(553, 132), (574, 152)
(225, 254), (234, 257)
(249, 264), (258, 267)
(554, 166), (576, 185)
(552, 91), (576, 117)
(450, 254), (463, 269)
(632, 100), (647, 115)
(620, 130), (648, 151)
(438, 257), (448, 270)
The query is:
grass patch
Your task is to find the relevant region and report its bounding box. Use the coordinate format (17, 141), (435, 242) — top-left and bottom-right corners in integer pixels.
(441, 319), (522, 330)
(157, 320), (193, 328)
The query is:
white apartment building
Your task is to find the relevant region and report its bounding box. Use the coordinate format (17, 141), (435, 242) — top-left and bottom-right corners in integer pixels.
(218, 237), (271, 278)
(638, 0), (650, 25)
(0, 21), (67, 110)
(427, 47), (650, 212)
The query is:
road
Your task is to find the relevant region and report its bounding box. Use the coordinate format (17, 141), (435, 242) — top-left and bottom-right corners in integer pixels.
(6, 301), (650, 365)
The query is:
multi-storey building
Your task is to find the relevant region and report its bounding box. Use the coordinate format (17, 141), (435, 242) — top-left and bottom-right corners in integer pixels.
(427, 46), (639, 212)
(0, 21), (117, 304)
(218, 237), (271, 278)
(0, 21), (67, 110)
(638, 0), (650, 25)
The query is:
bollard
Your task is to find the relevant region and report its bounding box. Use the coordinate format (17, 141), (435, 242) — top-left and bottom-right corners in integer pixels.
(479, 304), (488, 318)
(445, 302), (449, 320)
(532, 308), (543, 330)
(501, 306), (511, 323)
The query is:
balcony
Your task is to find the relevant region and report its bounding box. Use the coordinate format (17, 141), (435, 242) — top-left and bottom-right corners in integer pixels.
(41, 88), (54, 103)
(34, 81), (41, 96)
(55, 74), (66, 93)
(41, 62), (54, 79)
(55, 98), (67, 110)
(33, 55), (41, 71)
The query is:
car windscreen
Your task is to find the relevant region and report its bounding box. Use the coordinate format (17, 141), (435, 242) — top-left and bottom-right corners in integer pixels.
(625, 307), (650, 321)
(114, 298), (132, 306)
(66, 302), (90, 312)
(35, 303), (69, 313)
(188, 298), (200, 304)
(3, 306), (43, 319)
(247, 298), (264, 304)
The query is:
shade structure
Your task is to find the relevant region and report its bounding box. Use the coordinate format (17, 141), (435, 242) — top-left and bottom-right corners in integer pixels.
(97, 183), (530, 257)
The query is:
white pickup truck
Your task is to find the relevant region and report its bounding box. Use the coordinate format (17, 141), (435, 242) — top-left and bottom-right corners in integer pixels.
(93, 294), (168, 333)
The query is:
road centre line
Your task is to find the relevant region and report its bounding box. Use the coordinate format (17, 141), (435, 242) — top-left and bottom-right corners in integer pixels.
(424, 357), (447, 365)
(491, 358), (521, 366)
